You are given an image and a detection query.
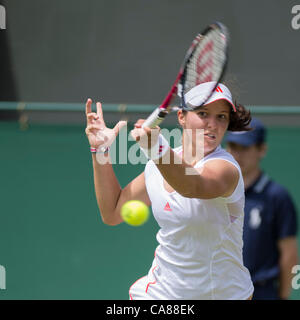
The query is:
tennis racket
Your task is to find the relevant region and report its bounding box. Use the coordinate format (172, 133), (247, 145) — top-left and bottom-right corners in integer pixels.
(142, 21), (229, 129)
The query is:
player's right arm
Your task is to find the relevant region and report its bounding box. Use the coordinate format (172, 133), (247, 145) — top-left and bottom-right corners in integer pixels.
(86, 99), (150, 226)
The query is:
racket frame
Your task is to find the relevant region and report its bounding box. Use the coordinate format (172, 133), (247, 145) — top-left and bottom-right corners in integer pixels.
(142, 21), (229, 129)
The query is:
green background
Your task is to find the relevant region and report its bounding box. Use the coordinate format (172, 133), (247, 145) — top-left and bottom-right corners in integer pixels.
(0, 121), (299, 299)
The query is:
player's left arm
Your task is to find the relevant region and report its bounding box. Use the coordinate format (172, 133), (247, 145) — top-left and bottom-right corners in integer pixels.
(278, 236), (298, 299)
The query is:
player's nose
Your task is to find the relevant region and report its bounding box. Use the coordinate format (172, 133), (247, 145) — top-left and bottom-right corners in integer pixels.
(206, 116), (218, 130)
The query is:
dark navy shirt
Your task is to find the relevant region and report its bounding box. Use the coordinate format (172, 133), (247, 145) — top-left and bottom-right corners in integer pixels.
(242, 172), (298, 284)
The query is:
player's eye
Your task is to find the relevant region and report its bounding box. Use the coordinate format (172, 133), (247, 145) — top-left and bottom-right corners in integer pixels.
(218, 114), (227, 120)
(197, 111), (207, 117)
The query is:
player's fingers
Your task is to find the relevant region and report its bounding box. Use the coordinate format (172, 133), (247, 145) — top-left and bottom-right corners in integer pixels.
(96, 102), (106, 129)
(130, 128), (144, 142)
(140, 124), (160, 131)
(85, 98), (93, 117)
(87, 113), (99, 122)
(85, 124), (103, 134)
(88, 124), (103, 129)
(96, 101), (104, 120)
(134, 119), (145, 128)
(143, 127), (152, 135)
(113, 121), (127, 136)
(140, 126), (160, 139)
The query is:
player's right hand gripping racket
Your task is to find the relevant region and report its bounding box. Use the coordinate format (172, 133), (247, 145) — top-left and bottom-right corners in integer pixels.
(142, 22), (229, 129)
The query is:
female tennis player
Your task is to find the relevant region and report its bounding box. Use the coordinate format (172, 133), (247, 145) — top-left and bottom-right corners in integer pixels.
(85, 82), (254, 300)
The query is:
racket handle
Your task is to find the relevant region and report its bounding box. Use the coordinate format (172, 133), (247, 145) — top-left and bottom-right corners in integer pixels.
(142, 108), (168, 128)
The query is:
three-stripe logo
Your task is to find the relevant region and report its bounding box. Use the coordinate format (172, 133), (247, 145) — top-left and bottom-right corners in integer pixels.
(215, 86), (223, 93)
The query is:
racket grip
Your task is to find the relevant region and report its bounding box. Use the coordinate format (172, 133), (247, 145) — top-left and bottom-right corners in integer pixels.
(142, 108), (168, 128)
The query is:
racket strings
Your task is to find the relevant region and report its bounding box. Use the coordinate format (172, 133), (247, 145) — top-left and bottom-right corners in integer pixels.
(184, 28), (227, 96)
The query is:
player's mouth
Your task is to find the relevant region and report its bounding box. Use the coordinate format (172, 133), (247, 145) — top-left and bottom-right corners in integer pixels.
(204, 133), (216, 140)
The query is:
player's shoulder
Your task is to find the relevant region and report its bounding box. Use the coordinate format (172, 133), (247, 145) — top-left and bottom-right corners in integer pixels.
(205, 146), (241, 169)
(213, 145), (238, 162)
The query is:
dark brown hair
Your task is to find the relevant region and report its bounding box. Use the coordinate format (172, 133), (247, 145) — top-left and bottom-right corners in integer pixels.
(228, 102), (252, 131)
(222, 77), (252, 131)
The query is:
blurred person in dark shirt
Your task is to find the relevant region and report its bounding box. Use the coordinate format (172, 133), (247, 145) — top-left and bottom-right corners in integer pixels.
(225, 118), (298, 300)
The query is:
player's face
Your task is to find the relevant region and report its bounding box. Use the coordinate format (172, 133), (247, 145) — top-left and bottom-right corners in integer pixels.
(226, 142), (266, 175)
(178, 100), (231, 154)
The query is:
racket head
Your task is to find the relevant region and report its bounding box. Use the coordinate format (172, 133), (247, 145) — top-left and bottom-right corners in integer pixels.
(143, 22), (229, 129)
(179, 22), (229, 111)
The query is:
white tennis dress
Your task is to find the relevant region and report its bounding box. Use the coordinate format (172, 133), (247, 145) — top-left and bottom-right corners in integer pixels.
(129, 145), (254, 300)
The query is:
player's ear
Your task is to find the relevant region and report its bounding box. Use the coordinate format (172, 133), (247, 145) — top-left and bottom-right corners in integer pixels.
(177, 109), (186, 127)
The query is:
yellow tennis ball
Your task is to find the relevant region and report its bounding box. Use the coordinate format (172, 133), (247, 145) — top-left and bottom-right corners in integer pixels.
(121, 200), (150, 226)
